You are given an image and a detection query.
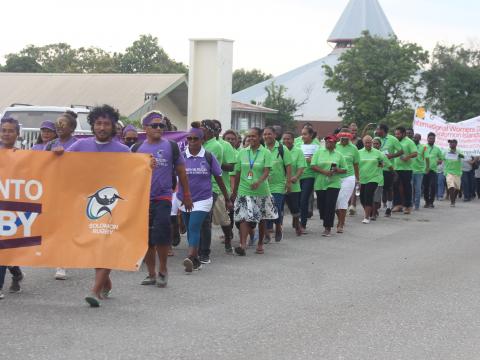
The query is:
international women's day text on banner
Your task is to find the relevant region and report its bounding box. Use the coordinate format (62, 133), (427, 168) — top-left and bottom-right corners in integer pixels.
(0, 150), (151, 271)
(413, 108), (480, 156)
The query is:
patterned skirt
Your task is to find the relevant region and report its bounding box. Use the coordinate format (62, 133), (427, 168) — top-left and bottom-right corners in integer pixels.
(234, 195), (278, 223)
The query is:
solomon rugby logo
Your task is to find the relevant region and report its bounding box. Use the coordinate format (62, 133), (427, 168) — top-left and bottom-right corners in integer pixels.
(86, 187), (123, 220)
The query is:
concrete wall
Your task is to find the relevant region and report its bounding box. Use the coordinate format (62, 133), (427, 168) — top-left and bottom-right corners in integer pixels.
(188, 39), (233, 131)
(154, 96), (187, 130)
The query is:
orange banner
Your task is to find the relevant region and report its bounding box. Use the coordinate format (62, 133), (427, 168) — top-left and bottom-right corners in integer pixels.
(0, 149), (151, 271)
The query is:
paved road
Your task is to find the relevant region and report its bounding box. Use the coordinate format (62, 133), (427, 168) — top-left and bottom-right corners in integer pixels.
(2, 200), (480, 360)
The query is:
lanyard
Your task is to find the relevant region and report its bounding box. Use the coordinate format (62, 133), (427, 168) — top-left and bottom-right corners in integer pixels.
(248, 149), (259, 170)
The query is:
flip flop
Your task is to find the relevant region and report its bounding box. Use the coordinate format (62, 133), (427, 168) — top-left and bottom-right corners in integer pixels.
(255, 248), (264, 254)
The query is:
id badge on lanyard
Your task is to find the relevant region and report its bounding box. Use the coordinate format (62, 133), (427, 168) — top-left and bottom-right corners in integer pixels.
(247, 149), (259, 181)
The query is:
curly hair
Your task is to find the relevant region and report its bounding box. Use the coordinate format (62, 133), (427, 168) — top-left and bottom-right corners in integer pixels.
(87, 105), (120, 136)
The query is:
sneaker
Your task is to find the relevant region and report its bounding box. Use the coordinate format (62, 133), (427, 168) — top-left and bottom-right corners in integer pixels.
(140, 275), (156, 286)
(199, 255), (211, 264)
(429, 204), (435, 208)
(385, 208), (392, 217)
(157, 273), (168, 288)
(55, 268), (67, 280)
(85, 294), (101, 307)
(192, 257), (202, 271)
(362, 218), (370, 224)
(450, 203), (456, 208)
(9, 273), (24, 293)
(348, 205), (356, 216)
(225, 244), (233, 254)
(234, 246), (246, 256)
(0, 290), (4, 299)
(183, 257), (193, 273)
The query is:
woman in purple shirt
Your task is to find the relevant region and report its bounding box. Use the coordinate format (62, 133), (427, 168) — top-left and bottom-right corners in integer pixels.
(46, 111), (78, 151)
(177, 125), (232, 273)
(31, 120), (57, 150)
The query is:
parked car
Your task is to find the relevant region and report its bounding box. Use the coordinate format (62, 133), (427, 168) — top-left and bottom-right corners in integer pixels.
(0, 104), (92, 148)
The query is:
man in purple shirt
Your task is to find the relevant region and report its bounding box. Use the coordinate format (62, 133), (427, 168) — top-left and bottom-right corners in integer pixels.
(135, 111), (192, 288)
(55, 105), (130, 307)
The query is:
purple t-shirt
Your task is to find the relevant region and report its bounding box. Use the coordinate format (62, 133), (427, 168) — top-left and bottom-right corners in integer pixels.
(68, 137), (130, 153)
(47, 137), (78, 150)
(136, 139), (184, 200)
(177, 148), (222, 203)
(31, 144), (46, 151)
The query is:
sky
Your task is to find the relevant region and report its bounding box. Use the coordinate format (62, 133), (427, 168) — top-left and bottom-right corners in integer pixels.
(1, 0), (479, 76)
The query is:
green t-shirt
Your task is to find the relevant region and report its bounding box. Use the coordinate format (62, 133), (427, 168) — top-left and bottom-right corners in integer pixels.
(359, 148), (384, 184)
(266, 142), (293, 194)
(394, 137), (418, 171)
(311, 148), (347, 190)
(235, 146), (273, 196)
(298, 142), (322, 179)
(218, 138), (236, 194)
(443, 150), (463, 176)
(204, 137), (224, 194)
(426, 144), (443, 172)
(288, 146), (306, 193)
(380, 134), (402, 158)
(412, 143), (428, 174)
(335, 142), (360, 178)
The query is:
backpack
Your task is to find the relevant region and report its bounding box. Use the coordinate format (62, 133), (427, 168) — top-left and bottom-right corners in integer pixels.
(131, 140), (181, 190)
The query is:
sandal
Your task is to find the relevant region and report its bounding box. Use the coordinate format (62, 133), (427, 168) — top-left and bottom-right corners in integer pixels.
(168, 249), (175, 257)
(255, 248), (264, 254)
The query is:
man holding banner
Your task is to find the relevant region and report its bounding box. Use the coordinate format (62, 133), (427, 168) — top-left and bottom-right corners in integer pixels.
(423, 133), (444, 208)
(444, 139), (464, 207)
(59, 105), (131, 307)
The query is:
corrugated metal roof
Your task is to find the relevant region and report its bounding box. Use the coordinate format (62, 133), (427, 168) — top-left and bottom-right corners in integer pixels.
(231, 101), (277, 114)
(328, 0), (394, 42)
(0, 73), (187, 117)
(232, 0), (394, 123)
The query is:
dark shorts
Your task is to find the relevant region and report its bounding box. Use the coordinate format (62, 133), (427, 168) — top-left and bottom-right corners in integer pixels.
(383, 171), (394, 191)
(149, 200), (172, 247)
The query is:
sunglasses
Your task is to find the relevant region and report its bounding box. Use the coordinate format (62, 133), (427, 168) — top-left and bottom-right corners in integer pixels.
(125, 137), (138, 142)
(148, 123), (166, 129)
(187, 136), (200, 141)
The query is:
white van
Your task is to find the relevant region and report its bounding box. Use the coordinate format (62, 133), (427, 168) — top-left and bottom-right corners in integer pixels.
(0, 104), (92, 148)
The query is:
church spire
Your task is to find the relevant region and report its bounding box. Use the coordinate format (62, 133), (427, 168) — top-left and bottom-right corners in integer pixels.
(328, 0), (395, 48)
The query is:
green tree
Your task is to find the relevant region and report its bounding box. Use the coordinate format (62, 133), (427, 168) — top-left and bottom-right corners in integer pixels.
(423, 45), (480, 121)
(4, 54), (43, 72)
(117, 34), (187, 73)
(323, 32), (429, 128)
(232, 68), (272, 93)
(262, 82), (299, 130)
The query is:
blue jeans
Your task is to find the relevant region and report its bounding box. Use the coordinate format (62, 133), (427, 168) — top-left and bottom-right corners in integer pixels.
(300, 178), (315, 228)
(437, 172), (446, 199)
(412, 173), (423, 209)
(182, 211), (209, 248)
(267, 193), (285, 229)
